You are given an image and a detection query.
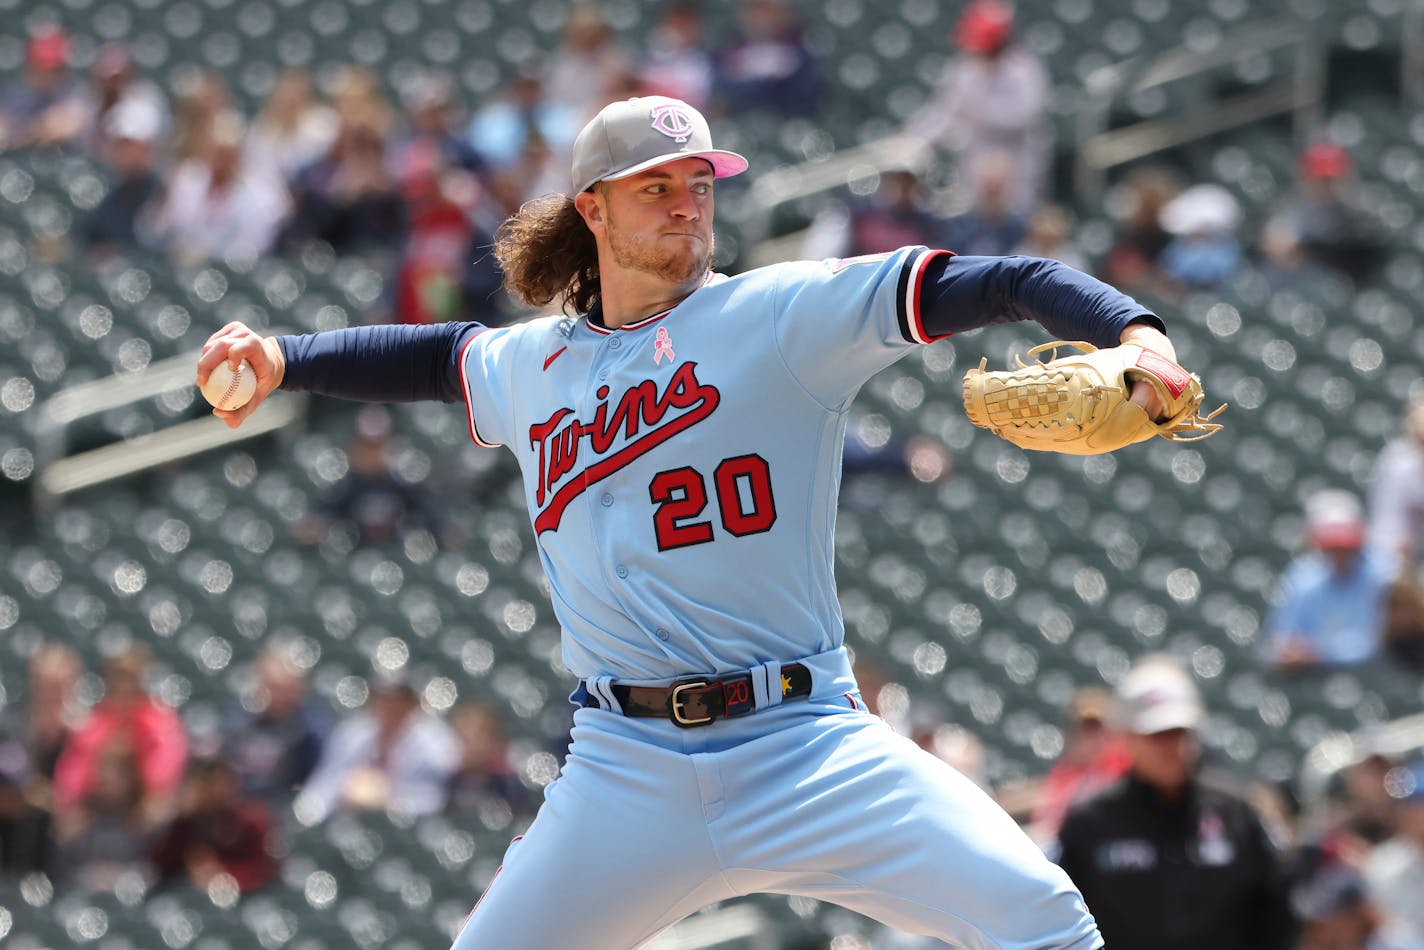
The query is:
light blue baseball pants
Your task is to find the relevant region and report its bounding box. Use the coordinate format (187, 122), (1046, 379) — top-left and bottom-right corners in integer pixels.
(452, 649), (1102, 949)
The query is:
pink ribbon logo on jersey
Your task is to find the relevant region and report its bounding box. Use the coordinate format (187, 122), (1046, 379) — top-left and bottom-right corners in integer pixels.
(650, 104), (695, 143)
(653, 326), (675, 364)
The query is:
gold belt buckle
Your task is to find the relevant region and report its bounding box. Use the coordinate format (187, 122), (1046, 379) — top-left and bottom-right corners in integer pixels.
(668, 681), (714, 727)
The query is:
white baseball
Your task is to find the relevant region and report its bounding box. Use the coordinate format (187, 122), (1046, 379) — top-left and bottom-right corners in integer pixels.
(201, 360), (257, 411)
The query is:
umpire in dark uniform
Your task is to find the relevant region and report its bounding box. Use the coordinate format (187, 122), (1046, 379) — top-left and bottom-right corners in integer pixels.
(1053, 655), (1297, 950)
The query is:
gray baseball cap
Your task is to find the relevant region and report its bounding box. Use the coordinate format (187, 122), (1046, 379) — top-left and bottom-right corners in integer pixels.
(570, 96), (749, 194)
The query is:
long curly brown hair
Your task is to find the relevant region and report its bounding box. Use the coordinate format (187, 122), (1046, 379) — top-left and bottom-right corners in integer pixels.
(493, 194), (601, 315)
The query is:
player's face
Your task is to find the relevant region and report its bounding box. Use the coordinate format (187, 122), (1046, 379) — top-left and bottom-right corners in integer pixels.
(598, 158), (716, 286)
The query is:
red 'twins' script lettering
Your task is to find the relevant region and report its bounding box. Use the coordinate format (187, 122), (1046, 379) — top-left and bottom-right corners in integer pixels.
(529, 361), (720, 534)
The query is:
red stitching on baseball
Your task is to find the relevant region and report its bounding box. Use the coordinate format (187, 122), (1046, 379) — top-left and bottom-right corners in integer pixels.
(222, 366), (242, 406)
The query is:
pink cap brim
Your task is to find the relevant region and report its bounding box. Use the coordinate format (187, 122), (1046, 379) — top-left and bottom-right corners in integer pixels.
(596, 149), (749, 187)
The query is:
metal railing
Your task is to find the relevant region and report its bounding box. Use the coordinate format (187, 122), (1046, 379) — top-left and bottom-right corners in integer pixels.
(31, 345), (305, 511)
(739, 16), (1336, 264)
(1072, 20), (1325, 200)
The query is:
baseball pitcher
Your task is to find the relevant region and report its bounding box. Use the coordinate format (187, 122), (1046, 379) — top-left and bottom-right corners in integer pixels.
(198, 96), (1208, 949)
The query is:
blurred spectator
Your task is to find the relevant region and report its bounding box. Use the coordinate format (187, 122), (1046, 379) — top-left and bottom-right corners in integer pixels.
(0, 27), (88, 151)
(641, 1), (715, 108)
(281, 116), (404, 256)
(465, 63), (578, 184)
(292, 674), (460, 824)
(80, 43), (168, 158)
(1028, 687), (1131, 844)
(391, 140), (503, 324)
(1262, 490), (1397, 671)
(940, 150), (1029, 257)
(1364, 760), (1424, 948)
(53, 646), (188, 828)
(1383, 567), (1424, 672)
(906, 0), (1049, 215)
(83, 98), (165, 254)
(1157, 183), (1243, 290)
(801, 166), (946, 260)
(50, 743), (159, 890)
(1334, 752), (1405, 853)
(329, 66), (395, 140)
(1014, 204), (1088, 273)
(1368, 397), (1424, 563)
(1054, 655), (1296, 950)
(713, 0), (823, 119)
(220, 647), (329, 804)
(169, 68), (231, 163)
(1266, 142), (1385, 284)
(152, 759), (278, 894)
(545, 5), (633, 122)
(247, 68), (339, 181)
(1291, 852), (1391, 950)
(392, 71), (484, 176)
(447, 702), (529, 824)
(148, 111), (291, 263)
(1101, 165), (1180, 292)
(298, 407), (448, 548)
(1256, 215), (1340, 296)
(0, 645), (82, 872)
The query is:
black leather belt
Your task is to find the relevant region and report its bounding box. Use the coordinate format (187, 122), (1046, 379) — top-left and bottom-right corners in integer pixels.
(580, 663), (813, 728)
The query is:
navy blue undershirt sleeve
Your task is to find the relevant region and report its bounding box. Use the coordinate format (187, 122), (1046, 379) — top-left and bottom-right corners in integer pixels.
(916, 255), (1166, 347)
(276, 321), (486, 404)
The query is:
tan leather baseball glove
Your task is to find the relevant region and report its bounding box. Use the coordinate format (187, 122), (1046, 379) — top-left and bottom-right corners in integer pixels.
(961, 341), (1226, 455)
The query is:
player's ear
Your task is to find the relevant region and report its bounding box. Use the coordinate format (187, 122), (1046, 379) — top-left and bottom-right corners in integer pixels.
(574, 189), (607, 237)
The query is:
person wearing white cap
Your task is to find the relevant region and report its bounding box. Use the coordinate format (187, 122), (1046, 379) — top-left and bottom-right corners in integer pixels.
(1262, 489), (1398, 670)
(1054, 655), (1295, 950)
(198, 93), (1210, 948)
(83, 97), (165, 252)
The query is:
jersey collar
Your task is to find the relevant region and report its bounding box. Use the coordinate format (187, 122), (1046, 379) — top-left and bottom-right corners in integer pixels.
(582, 272), (725, 335)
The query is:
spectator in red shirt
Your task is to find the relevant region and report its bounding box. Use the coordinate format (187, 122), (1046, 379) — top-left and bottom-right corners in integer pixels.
(152, 759), (278, 894)
(1030, 687), (1131, 843)
(53, 646), (188, 829)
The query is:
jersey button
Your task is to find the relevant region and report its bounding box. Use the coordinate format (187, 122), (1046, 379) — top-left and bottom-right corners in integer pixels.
(615, 565), (628, 578)
(597, 369), (608, 380)
(600, 492), (614, 507)
(655, 627), (670, 641)
(609, 337), (622, 350)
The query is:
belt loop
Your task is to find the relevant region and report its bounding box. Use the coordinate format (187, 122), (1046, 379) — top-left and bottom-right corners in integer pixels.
(755, 660), (784, 708)
(588, 675), (623, 714)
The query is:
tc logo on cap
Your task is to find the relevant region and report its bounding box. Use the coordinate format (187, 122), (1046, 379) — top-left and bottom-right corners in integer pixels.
(650, 104), (695, 143)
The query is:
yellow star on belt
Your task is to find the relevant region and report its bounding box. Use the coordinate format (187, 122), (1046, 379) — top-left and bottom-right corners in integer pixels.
(781, 674), (793, 695)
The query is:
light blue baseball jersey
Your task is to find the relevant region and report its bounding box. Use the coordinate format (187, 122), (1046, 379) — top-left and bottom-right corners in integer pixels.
(459, 246), (949, 682)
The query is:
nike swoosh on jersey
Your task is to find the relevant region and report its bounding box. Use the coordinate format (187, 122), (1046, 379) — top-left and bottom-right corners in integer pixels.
(543, 346), (568, 371)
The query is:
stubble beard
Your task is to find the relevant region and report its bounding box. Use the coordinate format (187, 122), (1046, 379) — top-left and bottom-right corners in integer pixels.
(607, 218), (714, 287)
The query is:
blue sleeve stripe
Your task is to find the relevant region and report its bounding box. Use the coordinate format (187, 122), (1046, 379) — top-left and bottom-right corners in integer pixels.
(898, 248), (958, 344)
(457, 330), (502, 448)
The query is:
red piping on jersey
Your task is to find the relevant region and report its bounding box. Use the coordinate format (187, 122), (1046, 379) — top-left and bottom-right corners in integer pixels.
(584, 308), (672, 335)
(905, 249), (957, 345)
(458, 330), (500, 447)
(582, 273), (719, 334)
(459, 835), (522, 934)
